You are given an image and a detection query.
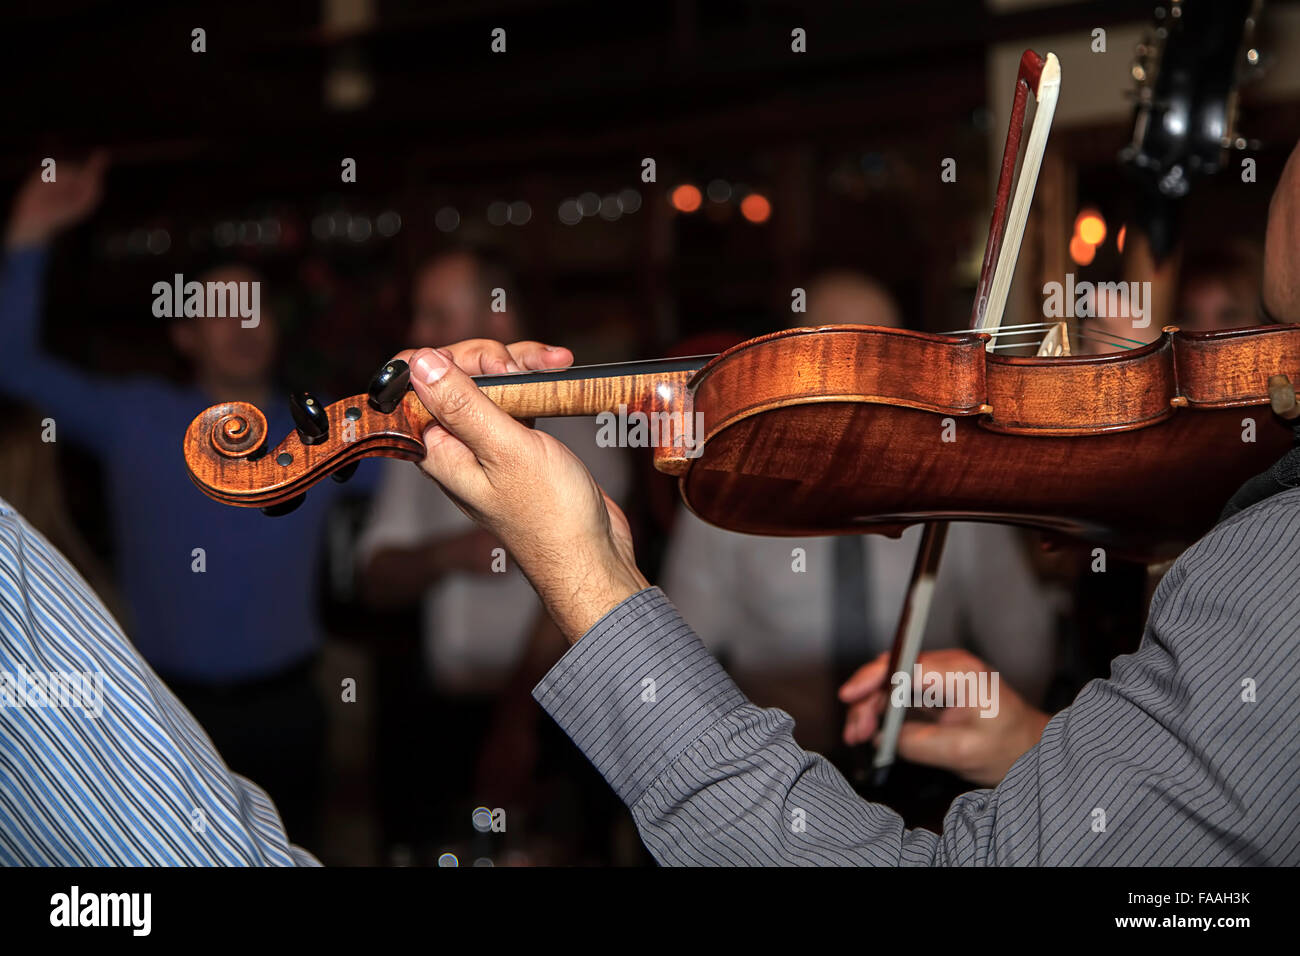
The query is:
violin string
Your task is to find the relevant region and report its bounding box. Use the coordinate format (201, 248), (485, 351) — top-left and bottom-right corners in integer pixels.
(943, 321), (1060, 334)
(1069, 332), (1141, 350)
(949, 320), (1146, 353)
(944, 320), (1149, 349)
(985, 331), (1136, 350)
(1077, 330), (1143, 348)
(985, 335), (1137, 352)
(984, 330), (1140, 352)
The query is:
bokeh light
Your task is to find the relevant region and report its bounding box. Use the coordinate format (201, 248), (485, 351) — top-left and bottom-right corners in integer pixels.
(1069, 233), (1096, 266)
(740, 193), (771, 223)
(1075, 208), (1106, 246)
(671, 184), (702, 213)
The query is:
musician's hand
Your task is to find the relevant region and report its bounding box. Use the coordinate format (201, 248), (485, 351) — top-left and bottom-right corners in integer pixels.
(403, 343), (648, 642)
(5, 150), (108, 249)
(839, 648), (1051, 787)
(391, 338), (568, 378)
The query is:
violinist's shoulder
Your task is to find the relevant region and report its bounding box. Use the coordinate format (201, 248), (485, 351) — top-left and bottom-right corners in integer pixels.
(1175, 485), (1300, 585)
(1215, 484), (1300, 531)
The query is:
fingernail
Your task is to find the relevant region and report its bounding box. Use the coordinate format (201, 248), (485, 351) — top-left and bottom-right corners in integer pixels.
(505, 360), (521, 373)
(413, 348), (450, 385)
(544, 345), (563, 352)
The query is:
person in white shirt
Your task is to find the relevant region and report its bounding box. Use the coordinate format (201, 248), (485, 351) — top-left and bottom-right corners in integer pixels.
(356, 247), (628, 859)
(660, 273), (1060, 758)
(661, 513), (1059, 755)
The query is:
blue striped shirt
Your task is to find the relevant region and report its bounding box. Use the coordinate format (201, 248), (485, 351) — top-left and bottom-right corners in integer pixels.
(0, 496), (316, 865)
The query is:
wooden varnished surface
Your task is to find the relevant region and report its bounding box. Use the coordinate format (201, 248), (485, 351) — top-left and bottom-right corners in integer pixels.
(678, 324), (1300, 559)
(184, 322), (1300, 557)
(184, 368), (699, 506)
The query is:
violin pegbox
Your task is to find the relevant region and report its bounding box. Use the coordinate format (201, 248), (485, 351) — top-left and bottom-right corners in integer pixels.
(182, 357), (429, 515)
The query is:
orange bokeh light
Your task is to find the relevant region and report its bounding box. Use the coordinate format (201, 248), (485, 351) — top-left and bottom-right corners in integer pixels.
(1075, 208), (1106, 246)
(671, 184), (702, 213)
(1069, 234), (1096, 266)
(1117, 224), (1127, 254)
(740, 193), (771, 223)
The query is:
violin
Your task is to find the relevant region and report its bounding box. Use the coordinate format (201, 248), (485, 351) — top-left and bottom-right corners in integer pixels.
(181, 48), (1296, 563)
(182, 321), (1300, 561)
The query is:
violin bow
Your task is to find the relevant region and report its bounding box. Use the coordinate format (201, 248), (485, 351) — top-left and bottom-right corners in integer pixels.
(872, 51), (1060, 785)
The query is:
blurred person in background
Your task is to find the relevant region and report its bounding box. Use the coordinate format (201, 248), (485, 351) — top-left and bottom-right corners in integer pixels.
(836, 233), (1268, 787)
(660, 271), (1060, 797)
(0, 335), (578, 866)
(0, 153), (373, 851)
(356, 246), (632, 863)
(1175, 241), (1263, 332)
(1088, 233), (1265, 350)
(837, 138), (1300, 795)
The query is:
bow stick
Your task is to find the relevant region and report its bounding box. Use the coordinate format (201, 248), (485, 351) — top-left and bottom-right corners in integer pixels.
(871, 50), (1060, 785)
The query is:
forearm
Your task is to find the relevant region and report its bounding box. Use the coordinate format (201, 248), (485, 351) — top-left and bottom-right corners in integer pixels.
(0, 244), (120, 450)
(533, 588), (968, 866)
(0, 243), (50, 363)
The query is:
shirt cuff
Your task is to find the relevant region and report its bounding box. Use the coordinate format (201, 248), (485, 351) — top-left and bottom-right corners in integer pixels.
(532, 587), (747, 806)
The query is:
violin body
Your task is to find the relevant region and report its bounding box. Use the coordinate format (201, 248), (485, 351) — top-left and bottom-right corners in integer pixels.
(677, 323), (1298, 560)
(183, 322), (1300, 561)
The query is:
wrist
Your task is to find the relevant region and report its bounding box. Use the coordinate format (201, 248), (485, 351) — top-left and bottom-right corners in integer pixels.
(532, 543), (648, 643)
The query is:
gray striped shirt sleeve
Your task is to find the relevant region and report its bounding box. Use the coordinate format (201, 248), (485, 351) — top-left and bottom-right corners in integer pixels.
(533, 490), (1300, 866)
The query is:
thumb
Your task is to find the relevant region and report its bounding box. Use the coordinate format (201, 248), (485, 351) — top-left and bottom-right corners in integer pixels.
(408, 347), (523, 472)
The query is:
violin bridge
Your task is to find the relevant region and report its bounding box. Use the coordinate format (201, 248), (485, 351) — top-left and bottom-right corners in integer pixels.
(1036, 321), (1072, 357)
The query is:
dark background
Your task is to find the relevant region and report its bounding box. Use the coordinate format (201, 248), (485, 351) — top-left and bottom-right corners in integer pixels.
(3, 0), (1297, 864)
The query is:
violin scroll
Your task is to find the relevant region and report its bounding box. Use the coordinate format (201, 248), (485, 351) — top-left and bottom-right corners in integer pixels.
(202, 402), (270, 460)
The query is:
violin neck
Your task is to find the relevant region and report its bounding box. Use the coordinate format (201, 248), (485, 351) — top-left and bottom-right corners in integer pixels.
(470, 354), (713, 419)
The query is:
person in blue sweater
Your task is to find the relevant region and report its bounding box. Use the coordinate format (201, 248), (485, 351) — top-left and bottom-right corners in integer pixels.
(0, 153), (371, 849)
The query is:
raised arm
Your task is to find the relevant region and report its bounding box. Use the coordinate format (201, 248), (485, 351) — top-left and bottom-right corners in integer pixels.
(0, 153), (126, 454)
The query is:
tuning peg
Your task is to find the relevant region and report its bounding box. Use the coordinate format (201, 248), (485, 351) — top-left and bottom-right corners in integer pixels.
(331, 461), (360, 483)
(261, 493), (306, 517)
(290, 391), (329, 445)
(368, 359), (410, 413)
